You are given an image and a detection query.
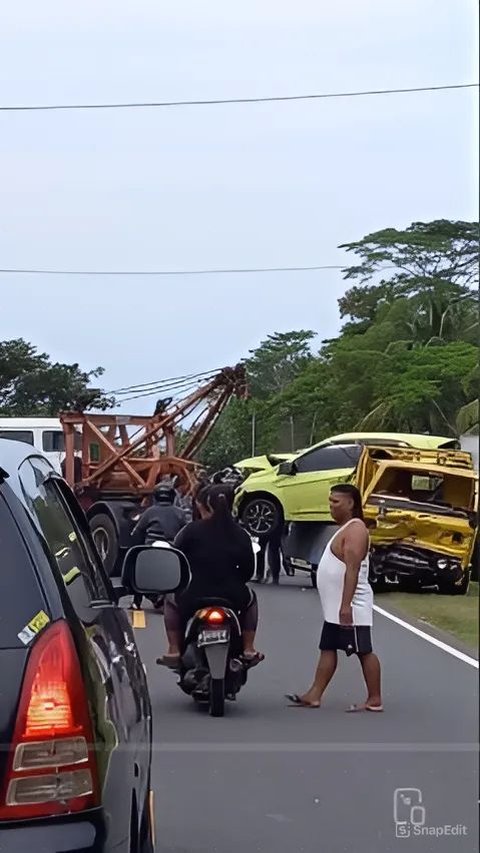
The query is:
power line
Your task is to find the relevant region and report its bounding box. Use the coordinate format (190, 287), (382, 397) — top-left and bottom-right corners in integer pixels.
(0, 264), (345, 276)
(0, 83), (476, 113)
(110, 368), (219, 395)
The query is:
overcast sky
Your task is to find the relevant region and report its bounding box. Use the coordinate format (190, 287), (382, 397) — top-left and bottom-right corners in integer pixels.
(1, 0), (478, 412)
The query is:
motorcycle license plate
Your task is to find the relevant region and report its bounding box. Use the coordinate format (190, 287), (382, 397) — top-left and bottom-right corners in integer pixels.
(197, 629), (229, 647)
(290, 558), (312, 569)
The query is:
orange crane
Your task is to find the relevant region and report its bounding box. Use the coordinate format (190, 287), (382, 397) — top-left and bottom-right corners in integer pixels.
(60, 364), (247, 574)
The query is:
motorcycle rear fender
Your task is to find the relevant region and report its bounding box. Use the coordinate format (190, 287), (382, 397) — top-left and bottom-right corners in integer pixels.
(204, 643), (230, 680)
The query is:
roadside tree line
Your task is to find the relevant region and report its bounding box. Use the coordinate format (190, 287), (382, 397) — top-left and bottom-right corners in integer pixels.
(199, 219), (479, 469)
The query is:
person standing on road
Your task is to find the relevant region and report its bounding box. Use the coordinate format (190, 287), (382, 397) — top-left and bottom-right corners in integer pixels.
(286, 484), (383, 712)
(253, 524), (287, 585)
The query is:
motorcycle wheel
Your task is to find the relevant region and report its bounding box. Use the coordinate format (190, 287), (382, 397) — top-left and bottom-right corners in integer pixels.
(209, 678), (225, 717)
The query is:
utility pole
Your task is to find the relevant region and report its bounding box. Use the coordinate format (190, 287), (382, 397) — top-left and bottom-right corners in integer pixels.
(251, 411), (256, 456)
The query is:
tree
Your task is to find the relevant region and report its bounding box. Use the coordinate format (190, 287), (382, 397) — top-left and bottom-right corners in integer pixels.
(245, 331), (316, 399)
(339, 220), (478, 289)
(198, 397), (254, 471)
(357, 343), (478, 435)
(199, 219), (479, 466)
(0, 338), (114, 416)
(339, 220), (478, 344)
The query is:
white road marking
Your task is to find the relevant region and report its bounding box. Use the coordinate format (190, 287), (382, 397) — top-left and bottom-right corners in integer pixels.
(373, 604), (478, 669)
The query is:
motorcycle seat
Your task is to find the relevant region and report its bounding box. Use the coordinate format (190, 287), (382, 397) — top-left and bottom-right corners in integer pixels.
(193, 596), (235, 609)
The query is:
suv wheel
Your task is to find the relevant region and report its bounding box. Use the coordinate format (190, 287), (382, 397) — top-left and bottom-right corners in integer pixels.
(241, 496), (283, 537)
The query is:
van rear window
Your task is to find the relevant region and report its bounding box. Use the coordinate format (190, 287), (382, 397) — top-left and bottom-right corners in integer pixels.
(0, 488), (48, 648)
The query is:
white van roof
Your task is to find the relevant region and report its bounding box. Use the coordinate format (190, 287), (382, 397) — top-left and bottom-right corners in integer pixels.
(0, 417), (62, 429)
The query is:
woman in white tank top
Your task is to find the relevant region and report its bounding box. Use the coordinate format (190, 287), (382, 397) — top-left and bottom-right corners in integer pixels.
(286, 484), (383, 712)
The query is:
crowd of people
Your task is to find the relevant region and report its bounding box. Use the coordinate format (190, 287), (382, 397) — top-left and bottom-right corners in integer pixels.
(129, 470), (383, 713)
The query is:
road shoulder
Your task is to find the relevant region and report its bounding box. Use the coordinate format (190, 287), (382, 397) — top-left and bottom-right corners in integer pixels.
(374, 594), (479, 661)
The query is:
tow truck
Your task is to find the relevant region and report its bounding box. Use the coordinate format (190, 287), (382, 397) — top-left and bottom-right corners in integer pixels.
(60, 365), (247, 574)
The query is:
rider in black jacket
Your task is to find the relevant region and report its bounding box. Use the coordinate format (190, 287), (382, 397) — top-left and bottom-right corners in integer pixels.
(130, 483), (186, 608)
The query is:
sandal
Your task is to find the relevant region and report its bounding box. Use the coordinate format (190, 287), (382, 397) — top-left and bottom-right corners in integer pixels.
(156, 654), (181, 669)
(285, 693), (320, 708)
(241, 651), (265, 668)
(345, 703), (384, 713)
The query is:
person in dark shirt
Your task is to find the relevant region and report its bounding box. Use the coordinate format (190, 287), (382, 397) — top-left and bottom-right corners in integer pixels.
(130, 484), (187, 546)
(130, 484), (186, 608)
(157, 483), (264, 669)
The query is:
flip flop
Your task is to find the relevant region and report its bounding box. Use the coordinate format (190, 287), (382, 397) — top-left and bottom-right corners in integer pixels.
(241, 652), (265, 668)
(345, 703), (384, 713)
(285, 693), (321, 708)
(156, 655), (181, 669)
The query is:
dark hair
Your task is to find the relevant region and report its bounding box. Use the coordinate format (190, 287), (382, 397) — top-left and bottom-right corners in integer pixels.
(330, 484), (364, 520)
(199, 483), (236, 525)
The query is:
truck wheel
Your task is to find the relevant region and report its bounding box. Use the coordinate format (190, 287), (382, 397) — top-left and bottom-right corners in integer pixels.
(90, 513), (119, 576)
(438, 570), (470, 596)
(209, 679), (225, 717)
(369, 576), (388, 593)
(240, 496), (283, 538)
(471, 535), (479, 582)
(398, 577), (423, 593)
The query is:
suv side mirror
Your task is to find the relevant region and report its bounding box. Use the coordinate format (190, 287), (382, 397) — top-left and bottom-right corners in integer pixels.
(121, 546), (191, 596)
(278, 461), (296, 476)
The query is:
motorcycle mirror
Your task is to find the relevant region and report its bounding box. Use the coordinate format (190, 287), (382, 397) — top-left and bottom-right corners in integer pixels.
(122, 545), (191, 595)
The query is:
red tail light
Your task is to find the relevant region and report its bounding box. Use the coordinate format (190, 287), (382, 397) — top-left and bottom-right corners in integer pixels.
(206, 609), (225, 624)
(0, 620), (99, 820)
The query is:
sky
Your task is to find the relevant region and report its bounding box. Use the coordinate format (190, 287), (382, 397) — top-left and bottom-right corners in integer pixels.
(1, 0), (478, 413)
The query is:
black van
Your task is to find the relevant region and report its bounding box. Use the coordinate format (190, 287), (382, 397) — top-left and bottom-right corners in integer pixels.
(0, 440), (155, 852)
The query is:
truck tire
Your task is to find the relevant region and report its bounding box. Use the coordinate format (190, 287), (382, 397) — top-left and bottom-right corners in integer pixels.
(471, 534), (479, 582)
(240, 496), (283, 538)
(438, 570), (470, 596)
(90, 513), (119, 577)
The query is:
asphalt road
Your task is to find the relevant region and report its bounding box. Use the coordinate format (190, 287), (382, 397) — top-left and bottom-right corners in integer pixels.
(133, 578), (478, 853)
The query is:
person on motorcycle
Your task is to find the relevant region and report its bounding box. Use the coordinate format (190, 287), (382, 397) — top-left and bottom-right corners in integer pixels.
(157, 483), (265, 669)
(130, 483), (187, 609)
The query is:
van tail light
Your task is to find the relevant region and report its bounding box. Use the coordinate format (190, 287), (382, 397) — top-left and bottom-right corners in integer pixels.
(0, 620), (99, 820)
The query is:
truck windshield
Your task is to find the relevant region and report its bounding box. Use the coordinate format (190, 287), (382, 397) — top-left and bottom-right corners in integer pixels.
(370, 468), (474, 512)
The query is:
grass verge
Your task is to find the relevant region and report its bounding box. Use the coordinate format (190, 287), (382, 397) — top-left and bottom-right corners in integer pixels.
(376, 582), (479, 652)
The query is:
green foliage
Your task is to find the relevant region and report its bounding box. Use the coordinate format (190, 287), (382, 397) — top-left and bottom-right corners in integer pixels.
(244, 330), (316, 399)
(0, 338), (114, 416)
(198, 219), (479, 469)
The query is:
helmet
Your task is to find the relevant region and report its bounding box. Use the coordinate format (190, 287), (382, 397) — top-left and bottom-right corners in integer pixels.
(153, 484), (176, 504)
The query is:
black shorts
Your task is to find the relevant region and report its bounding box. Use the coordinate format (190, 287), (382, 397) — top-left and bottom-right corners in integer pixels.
(319, 621), (372, 656)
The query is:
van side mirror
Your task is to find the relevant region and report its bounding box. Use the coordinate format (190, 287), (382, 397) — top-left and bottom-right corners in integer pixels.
(121, 546), (191, 596)
(278, 461), (296, 476)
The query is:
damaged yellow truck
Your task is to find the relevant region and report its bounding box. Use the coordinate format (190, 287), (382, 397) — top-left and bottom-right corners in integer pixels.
(353, 446), (477, 594)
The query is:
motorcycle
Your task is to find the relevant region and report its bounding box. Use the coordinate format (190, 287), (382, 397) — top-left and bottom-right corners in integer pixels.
(170, 539), (262, 717)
